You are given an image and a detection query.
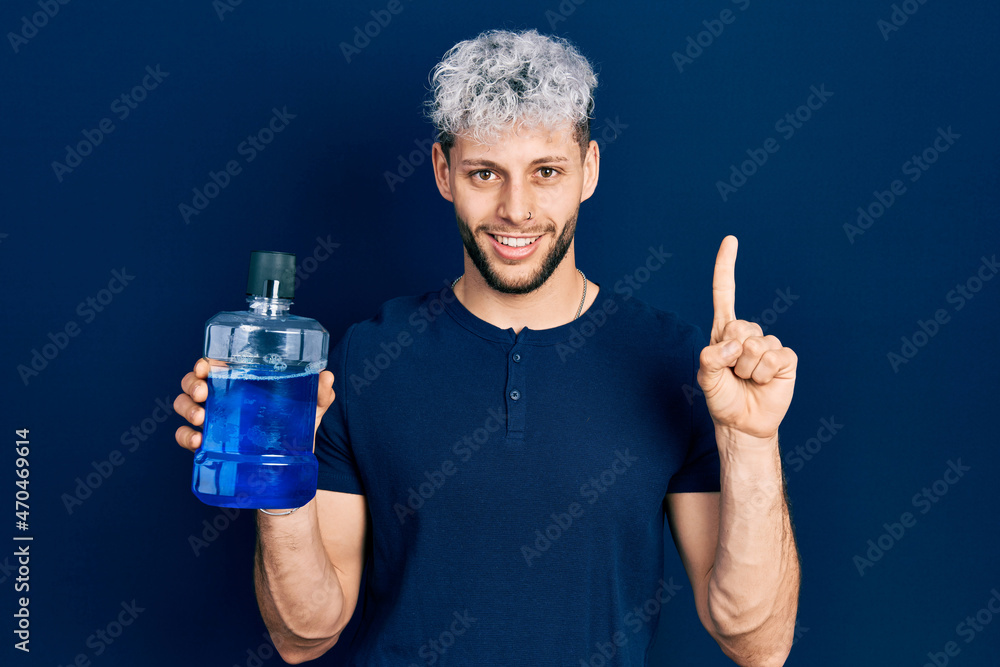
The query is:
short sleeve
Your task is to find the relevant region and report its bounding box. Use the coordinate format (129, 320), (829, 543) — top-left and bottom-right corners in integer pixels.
(315, 323), (366, 496)
(666, 325), (721, 494)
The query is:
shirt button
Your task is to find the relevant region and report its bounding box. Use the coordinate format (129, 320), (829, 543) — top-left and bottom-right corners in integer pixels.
(512, 353), (521, 363)
(509, 389), (521, 401)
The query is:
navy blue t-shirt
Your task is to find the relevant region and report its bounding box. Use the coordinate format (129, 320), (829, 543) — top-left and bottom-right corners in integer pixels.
(315, 281), (720, 666)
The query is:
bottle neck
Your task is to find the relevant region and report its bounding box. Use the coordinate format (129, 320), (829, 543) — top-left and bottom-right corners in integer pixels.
(248, 295), (292, 317)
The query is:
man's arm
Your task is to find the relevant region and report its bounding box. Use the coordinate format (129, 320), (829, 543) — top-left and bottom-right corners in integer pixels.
(254, 489), (368, 664)
(668, 236), (801, 665)
(175, 361), (367, 665)
(666, 432), (800, 666)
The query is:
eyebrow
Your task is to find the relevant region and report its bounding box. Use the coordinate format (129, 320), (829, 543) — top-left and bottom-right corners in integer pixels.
(460, 155), (571, 169)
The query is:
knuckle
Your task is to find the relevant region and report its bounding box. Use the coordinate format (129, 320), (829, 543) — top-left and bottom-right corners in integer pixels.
(760, 350), (780, 369)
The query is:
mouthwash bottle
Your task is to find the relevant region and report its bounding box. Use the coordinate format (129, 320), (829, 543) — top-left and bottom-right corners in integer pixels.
(192, 251), (329, 509)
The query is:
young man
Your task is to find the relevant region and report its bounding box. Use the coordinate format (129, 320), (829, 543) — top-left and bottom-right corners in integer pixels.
(175, 29), (800, 666)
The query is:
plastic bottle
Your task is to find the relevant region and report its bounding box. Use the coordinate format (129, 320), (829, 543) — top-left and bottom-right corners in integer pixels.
(192, 251), (329, 509)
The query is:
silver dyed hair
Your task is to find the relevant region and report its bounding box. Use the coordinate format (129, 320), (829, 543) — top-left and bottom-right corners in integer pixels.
(425, 29), (598, 159)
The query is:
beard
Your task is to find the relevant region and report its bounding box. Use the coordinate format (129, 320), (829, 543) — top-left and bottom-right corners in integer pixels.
(456, 208), (578, 295)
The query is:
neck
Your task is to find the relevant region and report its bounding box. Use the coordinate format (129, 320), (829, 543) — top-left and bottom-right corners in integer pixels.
(453, 256), (599, 334)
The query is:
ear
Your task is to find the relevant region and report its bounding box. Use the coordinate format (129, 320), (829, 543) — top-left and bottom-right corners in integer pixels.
(432, 143), (454, 203)
(579, 139), (600, 203)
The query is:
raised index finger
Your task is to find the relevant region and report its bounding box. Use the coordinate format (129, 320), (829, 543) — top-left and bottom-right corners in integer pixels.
(712, 235), (738, 334)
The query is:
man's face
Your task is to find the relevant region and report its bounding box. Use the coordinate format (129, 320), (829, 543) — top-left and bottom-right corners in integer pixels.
(432, 123), (599, 294)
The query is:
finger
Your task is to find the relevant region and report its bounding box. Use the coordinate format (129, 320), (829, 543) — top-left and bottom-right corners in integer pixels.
(175, 425), (202, 451)
(750, 347), (797, 384)
(711, 235), (739, 337)
(317, 371), (335, 410)
(173, 393), (205, 427)
(181, 370), (209, 403)
(194, 357), (210, 378)
(719, 319), (763, 346)
(697, 339), (742, 391)
(733, 335), (781, 380)
(315, 371), (335, 432)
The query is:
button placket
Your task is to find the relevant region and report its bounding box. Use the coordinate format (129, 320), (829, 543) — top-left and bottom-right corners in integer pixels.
(505, 343), (526, 441)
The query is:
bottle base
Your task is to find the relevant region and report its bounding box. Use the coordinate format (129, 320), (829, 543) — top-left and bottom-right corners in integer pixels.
(192, 451), (318, 509)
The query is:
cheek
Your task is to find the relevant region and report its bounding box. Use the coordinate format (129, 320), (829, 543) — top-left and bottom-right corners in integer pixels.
(538, 187), (576, 215)
(454, 187), (498, 217)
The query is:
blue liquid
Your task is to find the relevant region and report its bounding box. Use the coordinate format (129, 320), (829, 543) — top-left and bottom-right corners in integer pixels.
(192, 365), (319, 508)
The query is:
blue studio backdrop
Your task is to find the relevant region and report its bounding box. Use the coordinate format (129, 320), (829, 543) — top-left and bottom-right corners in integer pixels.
(3, 1), (999, 665)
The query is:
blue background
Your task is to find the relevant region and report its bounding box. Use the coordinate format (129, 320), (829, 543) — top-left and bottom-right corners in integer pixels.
(3, 0), (999, 665)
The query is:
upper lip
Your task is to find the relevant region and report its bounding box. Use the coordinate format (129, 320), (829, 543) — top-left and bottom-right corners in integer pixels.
(489, 232), (544, 238)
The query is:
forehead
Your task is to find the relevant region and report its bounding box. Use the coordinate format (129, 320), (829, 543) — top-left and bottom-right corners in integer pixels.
(451, 122), (577, 165)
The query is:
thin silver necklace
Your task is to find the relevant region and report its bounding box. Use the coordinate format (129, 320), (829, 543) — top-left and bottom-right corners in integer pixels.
(451, 269), (588, 320)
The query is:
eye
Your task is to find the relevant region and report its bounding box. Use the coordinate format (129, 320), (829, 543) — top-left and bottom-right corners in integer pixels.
(473, 170), (496, 181)
(538, 167), (557, 178)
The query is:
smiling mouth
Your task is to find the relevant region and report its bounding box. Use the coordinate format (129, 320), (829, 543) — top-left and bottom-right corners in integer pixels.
(489, 233), (543, 248)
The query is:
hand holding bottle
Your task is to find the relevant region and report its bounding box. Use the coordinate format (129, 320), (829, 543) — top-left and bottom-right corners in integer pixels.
(173, 358), (335, 453)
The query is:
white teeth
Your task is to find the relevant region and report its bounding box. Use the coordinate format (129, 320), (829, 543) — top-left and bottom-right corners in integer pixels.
(495, 235), (538, 248)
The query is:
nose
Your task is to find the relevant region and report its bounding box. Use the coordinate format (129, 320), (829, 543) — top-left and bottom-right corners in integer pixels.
(497, 177), (533, 224)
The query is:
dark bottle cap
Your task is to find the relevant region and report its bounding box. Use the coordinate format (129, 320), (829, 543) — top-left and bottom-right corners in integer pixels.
(246, 251), (296, 299)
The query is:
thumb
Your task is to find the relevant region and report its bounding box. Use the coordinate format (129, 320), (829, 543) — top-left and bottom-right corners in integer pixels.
(697, 340), (741, 392)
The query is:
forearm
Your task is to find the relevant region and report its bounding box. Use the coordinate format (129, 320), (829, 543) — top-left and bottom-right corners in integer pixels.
(254, 499), (347, 662)
(707, 427), (800, 665)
